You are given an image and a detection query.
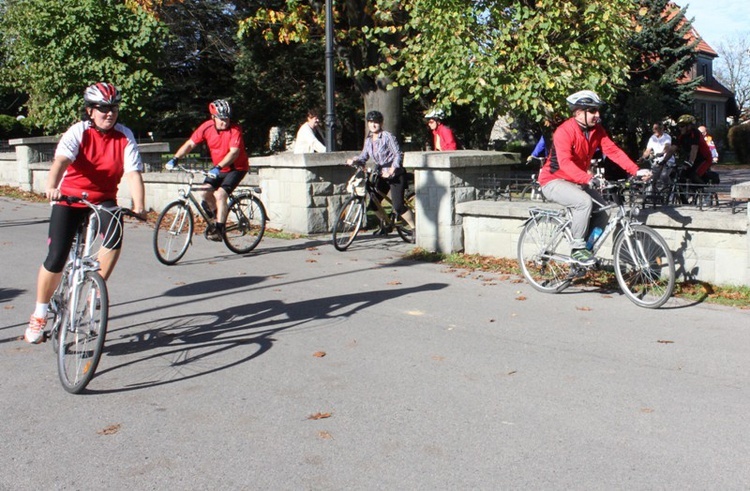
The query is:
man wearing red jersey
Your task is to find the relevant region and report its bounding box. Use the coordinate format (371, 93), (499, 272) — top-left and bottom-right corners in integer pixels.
(539, 90), (648, 266)
(167, 100), (249, 241)
(25, 83), (146, 344)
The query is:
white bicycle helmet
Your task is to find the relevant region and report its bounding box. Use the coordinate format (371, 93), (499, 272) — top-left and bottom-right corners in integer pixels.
(566, 90), (602, 110)
(424, 108), (446, 120)
(83, 83), (122, 106)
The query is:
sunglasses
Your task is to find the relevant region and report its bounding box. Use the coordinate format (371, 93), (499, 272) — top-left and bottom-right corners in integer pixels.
(585, 108), (600, 114)
(94, 105), (119, 113)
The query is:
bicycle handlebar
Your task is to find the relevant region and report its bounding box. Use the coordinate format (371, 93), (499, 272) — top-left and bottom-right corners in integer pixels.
(55, 195), (146, 221)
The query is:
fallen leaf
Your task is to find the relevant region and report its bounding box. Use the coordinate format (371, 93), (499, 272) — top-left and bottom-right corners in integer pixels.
(312, 351), (326, 358)
(307, 247), (318, 251)
(308, 412), (332, 420)
(97, 423), (121, 435)
(657, 340), (674, 344)
(318, 431), (333, 440)
(507, 370), (517, 376)
(640, 408), (655, 413)
(4, 305), (14, 310)
(489, 319), (496, 323)
(387, 280), (402, 285)
(406, 310), (424, 316)
(431, 355), (445, 361)
(576, 306), (592, 311)
(515, 295), (526, 301)
(305, 259), (317, 263)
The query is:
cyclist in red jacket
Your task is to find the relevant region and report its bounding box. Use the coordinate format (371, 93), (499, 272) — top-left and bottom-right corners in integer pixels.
(26, 83), (146, 344)
(538, 90), (646, 265)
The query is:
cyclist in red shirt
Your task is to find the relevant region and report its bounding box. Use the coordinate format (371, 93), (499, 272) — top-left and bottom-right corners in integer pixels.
(424, 109), (457, 151)
(25, 83), (146, 344)
(538, 90), (646, 265)
(665, 114), (718, 184)
(167, 100), (249, 241)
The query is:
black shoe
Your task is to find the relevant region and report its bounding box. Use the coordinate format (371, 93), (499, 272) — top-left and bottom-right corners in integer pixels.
(205, 224), (223, 242)
(372, 223), (393, 236)
(201, 200), (215, 219)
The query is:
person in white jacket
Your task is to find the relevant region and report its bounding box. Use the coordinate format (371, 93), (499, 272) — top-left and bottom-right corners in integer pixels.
(293, 109), (327, 154)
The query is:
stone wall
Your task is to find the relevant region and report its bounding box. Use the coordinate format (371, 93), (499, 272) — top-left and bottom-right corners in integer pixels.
(457, 200), (750, 286)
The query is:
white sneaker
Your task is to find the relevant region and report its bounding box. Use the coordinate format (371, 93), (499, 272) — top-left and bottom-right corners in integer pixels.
(25, 315), (47, 344)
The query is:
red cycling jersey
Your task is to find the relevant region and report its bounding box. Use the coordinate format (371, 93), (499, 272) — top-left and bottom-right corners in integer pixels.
(675, 127), (713, 176)
(539, 118), (639, 186)
(55, 121), (143, 206)
(190, 120), (249, 172)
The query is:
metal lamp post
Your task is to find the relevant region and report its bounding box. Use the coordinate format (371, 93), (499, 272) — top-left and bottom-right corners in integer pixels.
(325, 0), (336, 151)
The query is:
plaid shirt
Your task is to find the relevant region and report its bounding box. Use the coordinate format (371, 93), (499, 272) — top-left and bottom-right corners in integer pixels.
(353, 130), (403, 171)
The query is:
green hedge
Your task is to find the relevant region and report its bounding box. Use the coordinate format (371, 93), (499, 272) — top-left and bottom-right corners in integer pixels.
(728, 124), (750, 165)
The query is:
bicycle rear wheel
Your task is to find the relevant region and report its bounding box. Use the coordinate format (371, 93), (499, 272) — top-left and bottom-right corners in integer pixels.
(396, 191), (416, 243)
(224, 194), (266, 254)
(153, 200), (194, 265)
(332, 195), (365, 251)
(517, 215), (571, 293)
(613, 224), (675, 308)
(58, 271), (108, 393)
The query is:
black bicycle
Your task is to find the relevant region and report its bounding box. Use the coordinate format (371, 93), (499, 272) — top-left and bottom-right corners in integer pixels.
(153, 163), (267, 265)
(332, 163), (415, 251)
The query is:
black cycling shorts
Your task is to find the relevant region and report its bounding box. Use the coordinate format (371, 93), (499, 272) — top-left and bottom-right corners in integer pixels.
(204, 169), (248, 194)
(43, 201), (123, 273)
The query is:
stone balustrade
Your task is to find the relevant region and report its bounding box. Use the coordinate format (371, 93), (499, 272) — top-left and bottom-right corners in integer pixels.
(4, 136), (749, 285)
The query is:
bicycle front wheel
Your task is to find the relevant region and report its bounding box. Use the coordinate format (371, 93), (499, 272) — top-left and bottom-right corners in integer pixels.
(224, 194), (266, 254)
(58, 271), (109, 393)
(154, 200), (194, 265)
(332, 195), (365, 251)
(613, 224), (675, 308)
(517, 215), (570, 293)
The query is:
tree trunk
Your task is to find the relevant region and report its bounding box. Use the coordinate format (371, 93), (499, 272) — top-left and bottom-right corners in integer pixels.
(363, 78), (402, 140)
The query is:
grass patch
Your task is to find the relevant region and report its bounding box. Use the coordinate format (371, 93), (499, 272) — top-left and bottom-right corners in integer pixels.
(406, 248), (750, 308)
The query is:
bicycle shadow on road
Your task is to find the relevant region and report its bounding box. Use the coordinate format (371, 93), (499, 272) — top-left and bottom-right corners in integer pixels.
(87, 282), (448, 394)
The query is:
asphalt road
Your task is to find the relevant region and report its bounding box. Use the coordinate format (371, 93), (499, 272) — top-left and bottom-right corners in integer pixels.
(1, 197), (749, 489)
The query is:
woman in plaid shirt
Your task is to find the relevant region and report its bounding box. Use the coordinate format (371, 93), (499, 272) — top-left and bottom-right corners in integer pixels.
(346, 110), (415, 234)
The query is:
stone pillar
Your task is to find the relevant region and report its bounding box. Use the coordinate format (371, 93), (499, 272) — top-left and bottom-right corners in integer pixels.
(405, 151), (520, 252)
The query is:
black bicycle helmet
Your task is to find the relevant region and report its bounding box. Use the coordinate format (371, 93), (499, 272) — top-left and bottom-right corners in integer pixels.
(366, 110), (384, 124)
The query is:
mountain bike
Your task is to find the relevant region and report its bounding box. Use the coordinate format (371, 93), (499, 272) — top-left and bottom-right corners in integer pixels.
(517, 178), (676, 309)
(332, 163), (415, 251)
(153, 163), (267, 265)
(43, 195), (143, 393)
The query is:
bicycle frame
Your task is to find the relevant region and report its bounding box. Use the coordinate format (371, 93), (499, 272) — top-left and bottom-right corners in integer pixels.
(524, 183), (640, 262)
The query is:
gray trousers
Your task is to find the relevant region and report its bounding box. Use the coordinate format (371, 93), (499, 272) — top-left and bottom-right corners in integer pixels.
(541, 179), (608, 249)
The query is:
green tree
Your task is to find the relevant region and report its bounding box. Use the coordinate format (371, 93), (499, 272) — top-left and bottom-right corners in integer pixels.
(0, 0), (167, 133)
(240, 0), (409, 139)
(148, 0), (247, 139)
(607, 0), (698, 156)
(393, 0), (638, 127)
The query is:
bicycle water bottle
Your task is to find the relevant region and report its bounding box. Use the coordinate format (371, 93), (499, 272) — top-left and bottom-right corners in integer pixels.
(586, 227), (602, 251)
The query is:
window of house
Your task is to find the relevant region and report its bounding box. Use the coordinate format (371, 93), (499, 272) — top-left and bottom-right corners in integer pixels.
(700, 103), (707, 125)
(711, 104), (718, 127)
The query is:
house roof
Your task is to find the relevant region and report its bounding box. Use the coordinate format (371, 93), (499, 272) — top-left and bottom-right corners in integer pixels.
(667, 2), (718, 57)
